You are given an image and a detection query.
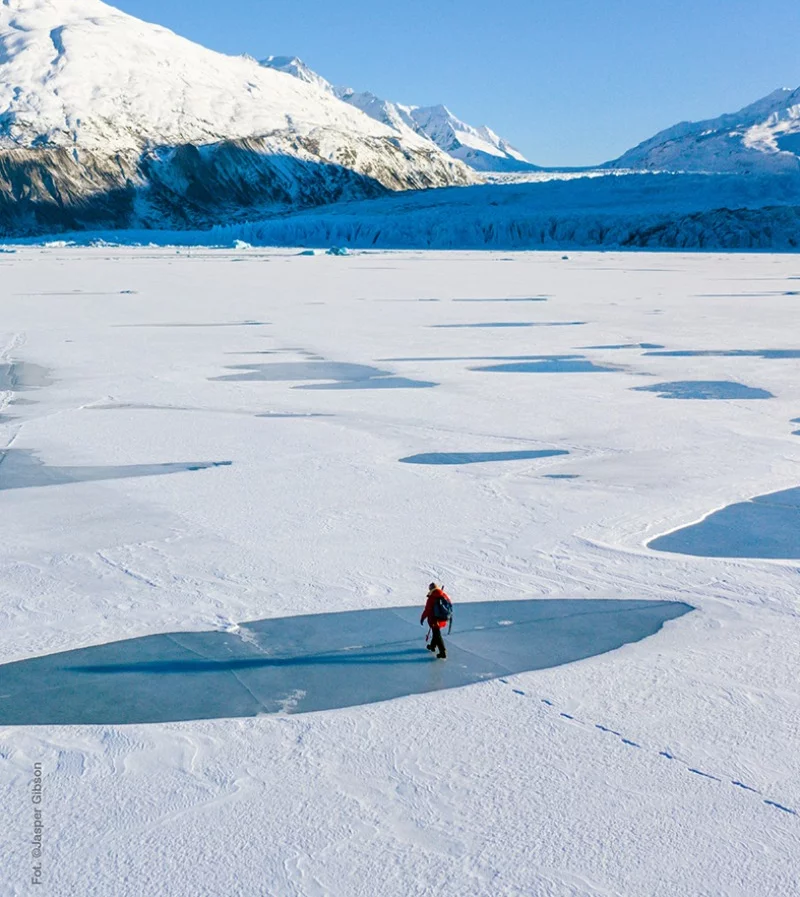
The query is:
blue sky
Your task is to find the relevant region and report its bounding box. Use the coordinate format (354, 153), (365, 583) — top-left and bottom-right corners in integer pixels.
(113, 0), (800, 166)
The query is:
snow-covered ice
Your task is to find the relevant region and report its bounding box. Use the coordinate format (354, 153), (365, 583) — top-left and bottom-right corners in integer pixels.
(1, 247), (799, 896)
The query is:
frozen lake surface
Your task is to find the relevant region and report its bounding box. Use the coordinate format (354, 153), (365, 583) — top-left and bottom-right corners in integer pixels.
(0, 247), (798, 897)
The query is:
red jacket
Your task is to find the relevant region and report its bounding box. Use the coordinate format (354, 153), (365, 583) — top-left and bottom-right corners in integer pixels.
(421, 589), (451, 629)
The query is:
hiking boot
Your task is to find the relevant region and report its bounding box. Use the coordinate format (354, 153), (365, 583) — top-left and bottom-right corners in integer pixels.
(426, 644), (436, 652)
(437, 652), (446, 659)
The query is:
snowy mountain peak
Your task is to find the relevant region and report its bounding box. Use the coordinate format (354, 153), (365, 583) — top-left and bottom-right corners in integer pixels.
(407, 104), (534, 171)
(610, 85), (800, 173)
(259, 58), (536, 172)
(0, 1), (396, 151)
(260, 56), (335, 94)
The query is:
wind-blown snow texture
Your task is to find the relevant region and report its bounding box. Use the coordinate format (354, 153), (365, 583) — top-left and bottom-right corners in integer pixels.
(0, 248), (799, 897)
(0, 0), (473, 234)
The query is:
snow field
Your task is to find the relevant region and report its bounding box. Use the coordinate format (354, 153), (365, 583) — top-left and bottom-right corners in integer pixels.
(0, 248), (799, 896)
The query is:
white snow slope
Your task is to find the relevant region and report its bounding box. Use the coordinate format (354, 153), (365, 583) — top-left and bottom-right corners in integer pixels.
(1, 247), (799, 896)
(0, 1), (473, 232)
(262, 55), (536, 172)
(609, 87), (800, 173)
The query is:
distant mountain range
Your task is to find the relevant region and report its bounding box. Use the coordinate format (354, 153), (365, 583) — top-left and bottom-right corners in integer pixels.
(0, 0), (798, 238)
(260, 57), (800, 176)
(609, 87), (800, 173)
(261, 56), (537, 173)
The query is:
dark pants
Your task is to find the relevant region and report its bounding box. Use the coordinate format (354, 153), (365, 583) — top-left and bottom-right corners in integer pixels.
(429, 625), (446, 656)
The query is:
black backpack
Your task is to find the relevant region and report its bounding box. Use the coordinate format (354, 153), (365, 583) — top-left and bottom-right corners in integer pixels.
(433, 594), (453, 622)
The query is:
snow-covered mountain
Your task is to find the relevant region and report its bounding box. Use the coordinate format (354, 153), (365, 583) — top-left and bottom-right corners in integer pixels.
(259, 55), (335, 95)
(406, 104), (535, 172)
(261, 56), (537, 172)
(609, 87), (800, 173)
(0, 1), (473, 235)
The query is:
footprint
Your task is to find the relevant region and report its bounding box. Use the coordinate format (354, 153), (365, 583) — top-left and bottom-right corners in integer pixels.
(731, 781), (760, 794)
(688, 768), (720, 781)
(595, 724), (621, 736)
(621, 739), (640, 748)
(764, 800), (797, 815)
(56, 750), (86, 777)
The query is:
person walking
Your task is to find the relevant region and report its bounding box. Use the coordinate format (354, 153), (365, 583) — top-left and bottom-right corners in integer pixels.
(420, 582), (452, 659)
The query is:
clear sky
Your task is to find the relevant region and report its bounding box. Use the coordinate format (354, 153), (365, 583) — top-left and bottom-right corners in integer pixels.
(112, 0), (800, 167)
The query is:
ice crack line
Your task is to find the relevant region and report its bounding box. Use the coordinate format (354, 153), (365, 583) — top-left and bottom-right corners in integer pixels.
(499, 680), (797, 818)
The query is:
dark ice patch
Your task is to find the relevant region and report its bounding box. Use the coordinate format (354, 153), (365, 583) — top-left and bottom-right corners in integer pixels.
(632, 381), (774, 400)
(0, 448), (231, 491)
(649, 486), (800, 559)
(211, 362), (389, 383)
(382, 355), (556, 363)
(399, 449), (568, 465)
(0, 599), (692, 725)
(644, 349), (800, 359)
(472, 355), (620, 374)
(695, 292), (800, 298)
(212, 361), (436, 390)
